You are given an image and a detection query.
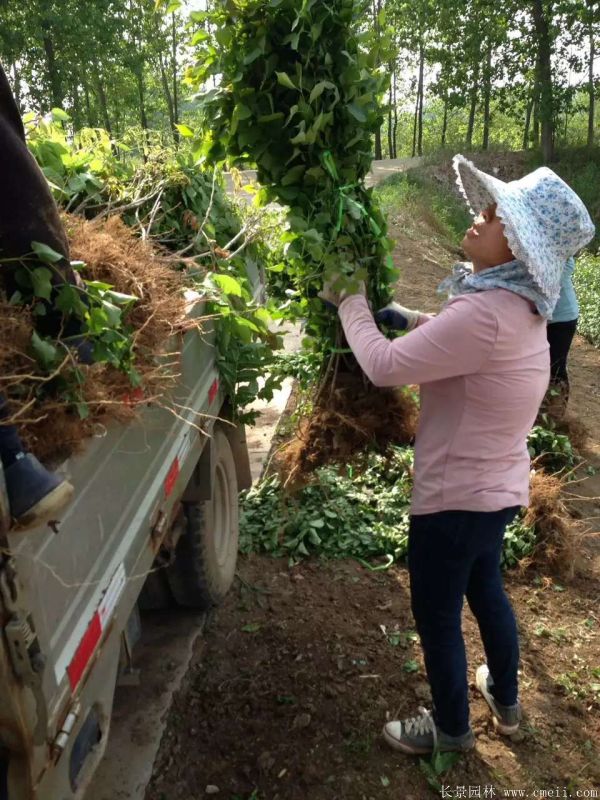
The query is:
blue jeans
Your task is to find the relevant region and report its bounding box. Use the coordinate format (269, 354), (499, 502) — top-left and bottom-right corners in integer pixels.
(0, 394), (24, 467)
(408, 506), (520, 736)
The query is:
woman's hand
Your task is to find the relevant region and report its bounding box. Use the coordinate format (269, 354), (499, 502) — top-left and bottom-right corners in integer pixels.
(318, 271), (366, 308)
(374, 302), (421, 331)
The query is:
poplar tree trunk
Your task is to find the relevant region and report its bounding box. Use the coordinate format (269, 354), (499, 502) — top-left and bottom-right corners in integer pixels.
(531, 0), (554, 162)
(466, 65), (479, 150)
(441, 95), (448, 147)
(412, 80), (419, 158)
(129, 1), (148, 133)
(482, 42), (492, 150)
(171, 13), (179, 126)
(387, 66), (394, 158)
(83, 81), (94, 127)
(392, 69), (398, 158)
(91, 67), (112, 135)
(41, 24), (62, 110)
(523, 95), (534, 149)
(71, 76), (81, 128)
(372, 0), (383, 159)
(588, 3), (596, 149)
(533, 103), (540, 146)
(10, 63), (22, 112)
(157, 48), (178, 143)
(416, 41), (425, 157)
(136, 69), (148, 130)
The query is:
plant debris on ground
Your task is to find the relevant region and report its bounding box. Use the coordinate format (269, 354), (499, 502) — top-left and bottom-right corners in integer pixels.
(241, 439), (581, 576)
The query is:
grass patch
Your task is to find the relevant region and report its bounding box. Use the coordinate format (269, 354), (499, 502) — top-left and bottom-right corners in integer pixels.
(373, 171), (471, 246)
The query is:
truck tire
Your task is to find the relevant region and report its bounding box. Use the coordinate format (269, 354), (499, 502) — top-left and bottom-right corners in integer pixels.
(166, 428), (239, 609)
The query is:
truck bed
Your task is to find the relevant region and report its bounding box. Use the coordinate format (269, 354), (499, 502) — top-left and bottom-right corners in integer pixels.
(1, 297), (224, 795)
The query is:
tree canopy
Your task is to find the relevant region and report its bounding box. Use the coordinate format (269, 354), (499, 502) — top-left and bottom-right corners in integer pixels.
(0, 0), (598, 160)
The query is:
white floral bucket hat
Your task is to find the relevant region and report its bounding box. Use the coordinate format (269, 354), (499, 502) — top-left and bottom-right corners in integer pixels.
(453, 154), (596, 308)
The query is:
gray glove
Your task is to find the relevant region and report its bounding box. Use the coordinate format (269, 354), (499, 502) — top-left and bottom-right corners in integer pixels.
(374, 302), (421, 331)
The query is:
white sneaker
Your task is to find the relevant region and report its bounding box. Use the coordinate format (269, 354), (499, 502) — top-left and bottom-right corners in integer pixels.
(476, 664), (521, 735)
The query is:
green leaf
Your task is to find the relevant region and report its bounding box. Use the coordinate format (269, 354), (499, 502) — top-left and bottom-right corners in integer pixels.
(257, 112), (285, 123)
(191, 29), (210, 45)
(101, 299), (123, 327)
(418, 759), (442, 792)
(234, 103), (252, 120)
(31, 268), (53, 301)
(432, 749), (461, 774)
(276, 71), (297, 90)
(30, 331), (58, 370)
(31, 241), (64, 263)
(105, 289), (137, 306)
(51, 107), (71, 122)
(215, 26), (233, 47)
(243, 47), (262, 65)
(402, 659), (419, 673)
(309, 80), (335, 103)
(281, 165), (305, 186)
(85, 280), (113, 291)
(347, 102), (367, 122)
(212, 274), (243, 296)
(175, 123), (195, 138)
(76, 402), (90, 420)
(242, 623), (262, 633)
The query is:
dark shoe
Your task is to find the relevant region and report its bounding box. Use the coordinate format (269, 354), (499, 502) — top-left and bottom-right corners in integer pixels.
(61, 336), (94, 365)
(476, 664), (522, 735)
(382, 706), (475, 755)
(5, 453), (74, 530)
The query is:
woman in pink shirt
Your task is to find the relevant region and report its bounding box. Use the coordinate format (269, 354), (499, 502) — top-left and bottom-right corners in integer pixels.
(320, 156), (595, 756)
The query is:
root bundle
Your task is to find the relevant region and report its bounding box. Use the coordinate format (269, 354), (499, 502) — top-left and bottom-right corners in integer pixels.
(0, 214), (188, 464)
(280, 371), (419, 487)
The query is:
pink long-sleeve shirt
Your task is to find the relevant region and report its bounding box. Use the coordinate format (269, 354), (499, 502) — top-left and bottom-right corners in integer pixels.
(338, 290), (550, 514)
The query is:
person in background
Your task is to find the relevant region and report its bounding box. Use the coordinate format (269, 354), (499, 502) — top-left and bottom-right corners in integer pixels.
(545, 256), (579, 417)
(320, 155), (595, 756)
(0, 62), (85, 530)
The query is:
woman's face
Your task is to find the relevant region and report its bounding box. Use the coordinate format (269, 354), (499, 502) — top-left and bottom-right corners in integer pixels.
(462, 203), (515, 272)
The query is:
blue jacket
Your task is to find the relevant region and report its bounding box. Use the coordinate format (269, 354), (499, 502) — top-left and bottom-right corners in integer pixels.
(551, 258), (579, 323)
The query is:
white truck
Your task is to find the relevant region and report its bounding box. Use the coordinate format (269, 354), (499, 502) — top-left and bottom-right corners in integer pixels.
(0, 285), (257, 799)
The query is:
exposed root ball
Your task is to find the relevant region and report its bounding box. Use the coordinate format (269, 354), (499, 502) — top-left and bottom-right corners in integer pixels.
(0, 214), (187, 464)
(522, 470), (584, 579)
(280, 372), (418, 487)
(66, 214), (186, 359)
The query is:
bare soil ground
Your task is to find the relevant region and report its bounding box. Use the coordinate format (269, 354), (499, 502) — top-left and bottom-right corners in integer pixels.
(146, 164), (600, 800)
(146, 557), (599, 800)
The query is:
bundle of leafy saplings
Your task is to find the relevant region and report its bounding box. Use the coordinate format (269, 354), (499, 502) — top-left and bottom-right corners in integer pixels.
(188, 0), (418, 480)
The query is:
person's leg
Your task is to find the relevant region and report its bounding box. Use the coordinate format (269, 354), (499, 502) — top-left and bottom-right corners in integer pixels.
(0, 394), (74, 529)
(407, 510), (477, 737)
(0, 396), (26, 467)
(547, 319), (578, 391)
(466, 507), (521, 707)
